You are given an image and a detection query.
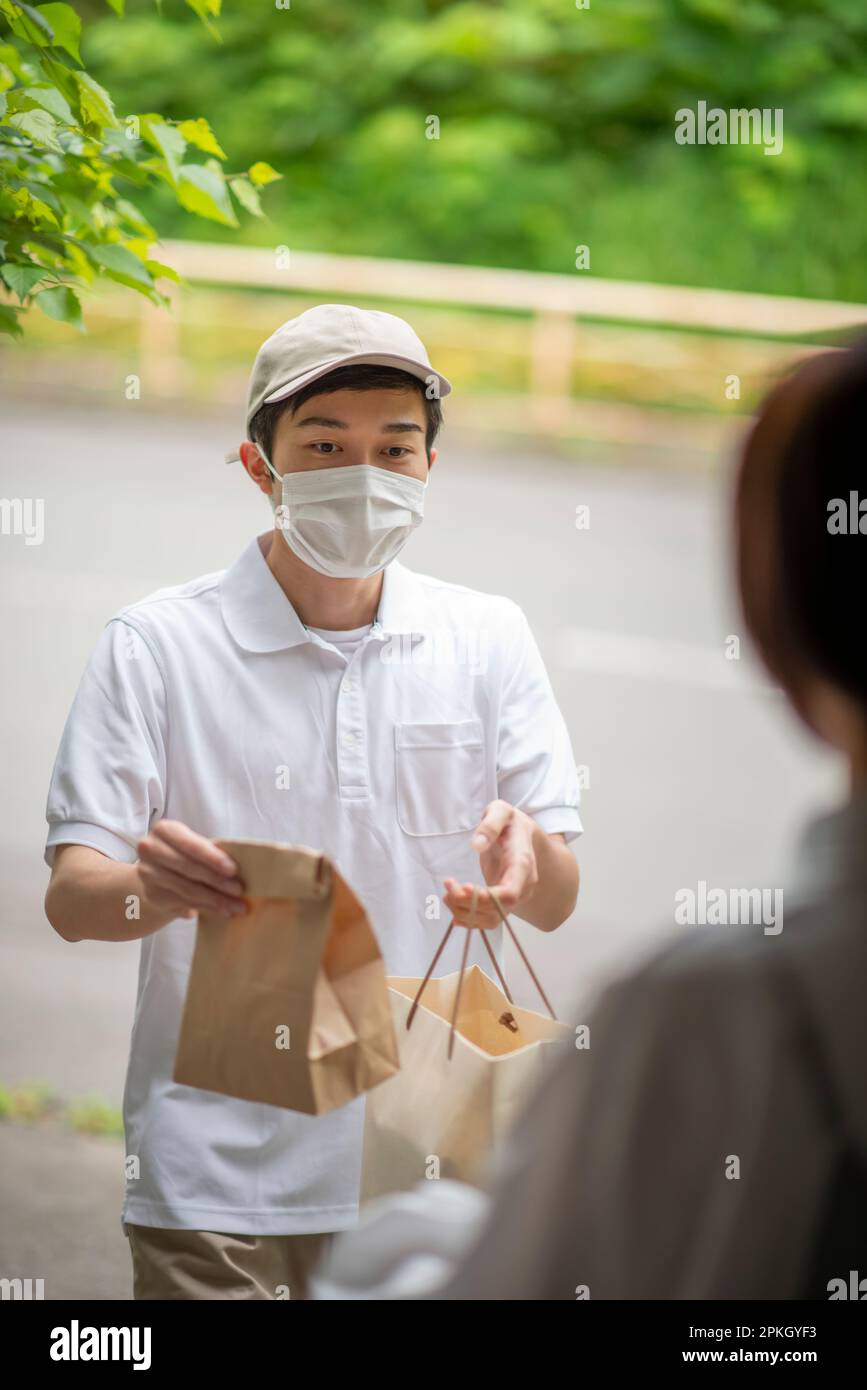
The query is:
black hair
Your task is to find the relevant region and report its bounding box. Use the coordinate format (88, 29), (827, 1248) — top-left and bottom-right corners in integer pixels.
(736, 335), (867, 714)
(248, 362), (443, 462)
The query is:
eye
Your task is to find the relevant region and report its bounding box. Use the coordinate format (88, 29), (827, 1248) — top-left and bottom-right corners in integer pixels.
(311, 441), (340, 454)
(384, 446), (411, 459)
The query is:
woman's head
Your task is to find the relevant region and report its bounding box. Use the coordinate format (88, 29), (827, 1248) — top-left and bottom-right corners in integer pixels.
(736, 337), (867, 764)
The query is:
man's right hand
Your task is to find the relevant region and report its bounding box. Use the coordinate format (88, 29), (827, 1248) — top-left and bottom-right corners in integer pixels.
(137, 820), (246, 921)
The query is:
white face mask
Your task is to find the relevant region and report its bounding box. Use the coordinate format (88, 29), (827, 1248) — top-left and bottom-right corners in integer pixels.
(259, 448), (428, 579)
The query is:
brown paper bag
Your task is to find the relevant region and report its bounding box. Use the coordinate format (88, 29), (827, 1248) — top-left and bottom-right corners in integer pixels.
(360, 889), (570, 1201)
(173, 839), (400, 1115)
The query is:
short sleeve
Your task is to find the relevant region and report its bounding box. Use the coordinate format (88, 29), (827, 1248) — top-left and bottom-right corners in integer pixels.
(44, 617), (167, 867)
(496, 605), (583, 841)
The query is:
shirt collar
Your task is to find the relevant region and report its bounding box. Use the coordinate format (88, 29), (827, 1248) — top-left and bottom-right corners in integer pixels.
(220, 532), (426, 654)
(376, 557), (426, 639)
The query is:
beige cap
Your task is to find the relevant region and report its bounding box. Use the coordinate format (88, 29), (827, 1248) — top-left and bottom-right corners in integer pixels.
(242, 303), (452, 441)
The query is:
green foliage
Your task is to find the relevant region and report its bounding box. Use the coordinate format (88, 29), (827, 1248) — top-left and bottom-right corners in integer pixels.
(75, 0), (867, 302)
(0, 1079), (123, 1135)
(0, 1079), (63, 1120)
(3, 0), (865, 326)
(0, 0), (281, 337)
(66, 1092), (124, 1137)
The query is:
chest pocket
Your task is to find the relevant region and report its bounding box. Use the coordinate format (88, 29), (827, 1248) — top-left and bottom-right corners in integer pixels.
(395, 720), (487, 836)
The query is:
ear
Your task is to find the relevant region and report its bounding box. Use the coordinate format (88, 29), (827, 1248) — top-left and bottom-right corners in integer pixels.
(428, 446), (437, 472)
(239, 441), (275, 498)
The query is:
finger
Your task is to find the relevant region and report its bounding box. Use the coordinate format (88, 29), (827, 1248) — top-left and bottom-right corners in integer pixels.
(443, 884), (500, 925)
(444, 885), (495, 915)
(141, 862), (247, 917)
(151, 821), (240, 879)
(139, 835), (244, 896)
(446, 900), (500, 931)
(470, 800), (513, 852)
(443, 883), (479, 909)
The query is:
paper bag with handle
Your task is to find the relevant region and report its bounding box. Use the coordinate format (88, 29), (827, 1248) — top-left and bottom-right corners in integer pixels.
(173, 838), (400, 1115)
(360, 885), (570, 1202)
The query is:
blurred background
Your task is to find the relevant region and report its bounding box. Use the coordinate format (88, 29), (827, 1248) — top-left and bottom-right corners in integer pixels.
(1, 0), (864, 1296)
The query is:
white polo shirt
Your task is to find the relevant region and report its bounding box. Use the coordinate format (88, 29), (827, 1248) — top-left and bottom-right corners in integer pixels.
(44, 532), (583, 1236)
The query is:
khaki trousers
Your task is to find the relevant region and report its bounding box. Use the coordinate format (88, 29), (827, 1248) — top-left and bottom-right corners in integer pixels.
(125, 1222), (336, 1300)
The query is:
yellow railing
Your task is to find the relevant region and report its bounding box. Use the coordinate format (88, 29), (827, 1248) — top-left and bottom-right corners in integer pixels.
(143, 241), (867, 459)
(5, 241), (867, 461)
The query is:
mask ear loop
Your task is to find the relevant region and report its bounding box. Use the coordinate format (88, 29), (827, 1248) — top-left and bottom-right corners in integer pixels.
(257, 445), (289, 545)
(256, 443), (281, 485)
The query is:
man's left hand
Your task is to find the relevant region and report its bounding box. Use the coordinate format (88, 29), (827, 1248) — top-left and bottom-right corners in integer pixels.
(444, 800), (539, 930)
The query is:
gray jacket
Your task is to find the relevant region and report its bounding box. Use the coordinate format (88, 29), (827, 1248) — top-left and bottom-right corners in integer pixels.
(441, 791), (867, 1299)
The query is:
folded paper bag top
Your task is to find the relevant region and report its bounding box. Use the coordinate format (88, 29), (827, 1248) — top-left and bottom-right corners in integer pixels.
(172, 839), (401, 1116)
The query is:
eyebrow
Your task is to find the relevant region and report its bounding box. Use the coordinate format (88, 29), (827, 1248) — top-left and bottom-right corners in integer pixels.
(294, 415), (349, 430)
(294, 414), (423, 434)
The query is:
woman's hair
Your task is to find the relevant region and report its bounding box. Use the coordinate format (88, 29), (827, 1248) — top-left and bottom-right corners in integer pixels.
(735, 335), (867, 720)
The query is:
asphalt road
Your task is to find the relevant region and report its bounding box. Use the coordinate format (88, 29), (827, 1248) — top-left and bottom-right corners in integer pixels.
(0, 397), (842, 1296)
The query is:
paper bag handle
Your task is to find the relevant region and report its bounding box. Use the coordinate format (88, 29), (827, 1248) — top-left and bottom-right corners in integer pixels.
(406, 885), (558, 1060)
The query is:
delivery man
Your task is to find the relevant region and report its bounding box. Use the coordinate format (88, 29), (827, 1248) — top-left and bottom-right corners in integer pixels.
(43, 303), (582, 1300)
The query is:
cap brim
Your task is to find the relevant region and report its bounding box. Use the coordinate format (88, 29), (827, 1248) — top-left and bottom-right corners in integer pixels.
(262, 352), (452, 407)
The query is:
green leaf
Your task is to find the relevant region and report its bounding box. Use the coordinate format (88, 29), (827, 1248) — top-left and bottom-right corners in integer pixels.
(0, 92), (6, 118)
(248, 161), (282, 187)
(2, 1), (54, 49)
(229, 175), (262, 217)
(0, 43), (27, 82)
(0, 302), (23, 337)
(17, 178), (63, 217)
(105, 0), (124, 14)
(37, 52), (79, 108)
(8, 107), (62, 151)
(1, 260), (47, 298)
(177, 116), (225, 159)
(59, 240), (94, 281)
(8, 184), (58, 225)
(177, 159), (237, 226)
(60, 193), (98, 229)
(73, 71), (118, 130)
(35, 283), (83, 329)
(21, 83), (73, 123)
(114, 196), (156, 239)
(183, 0), (222, 42)
(141, 115), (186, 184)
(145, 257), (184, 285)
(138, 154), (176, 189)
(85, 241), (153, 289)
(36, 3), (82, 63)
